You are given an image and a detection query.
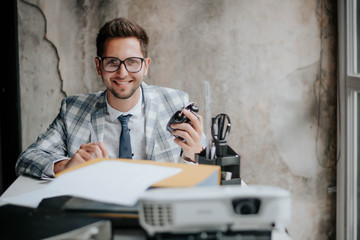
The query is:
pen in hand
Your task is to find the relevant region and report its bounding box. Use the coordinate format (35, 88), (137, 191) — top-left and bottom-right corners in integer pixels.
(87, 120), (99, 144)
(87, 121), (109, 159)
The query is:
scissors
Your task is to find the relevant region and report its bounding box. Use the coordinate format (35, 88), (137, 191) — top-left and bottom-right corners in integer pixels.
(211, 113), (231, 144)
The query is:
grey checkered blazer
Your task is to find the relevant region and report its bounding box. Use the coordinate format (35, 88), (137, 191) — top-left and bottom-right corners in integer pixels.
(16, 83), (205, 178)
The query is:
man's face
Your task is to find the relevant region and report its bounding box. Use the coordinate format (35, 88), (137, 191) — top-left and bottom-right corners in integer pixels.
(95, 37), (150, 103)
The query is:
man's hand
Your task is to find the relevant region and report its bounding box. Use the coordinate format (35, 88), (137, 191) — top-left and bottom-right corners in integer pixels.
(54, 142), (109, 173)
(171, 109), (204, 162)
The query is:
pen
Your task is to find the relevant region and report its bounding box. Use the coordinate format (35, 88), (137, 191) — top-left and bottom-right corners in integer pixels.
(87, 120), (99, 144)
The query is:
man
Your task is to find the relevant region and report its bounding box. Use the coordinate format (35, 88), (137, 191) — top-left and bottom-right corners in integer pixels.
(16, 17), (205, 179)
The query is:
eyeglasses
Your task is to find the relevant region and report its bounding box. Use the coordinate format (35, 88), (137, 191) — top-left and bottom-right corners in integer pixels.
(97, 57), (145, 73)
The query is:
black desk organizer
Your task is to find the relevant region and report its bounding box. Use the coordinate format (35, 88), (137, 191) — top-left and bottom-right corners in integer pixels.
(195, 142), (241, 185)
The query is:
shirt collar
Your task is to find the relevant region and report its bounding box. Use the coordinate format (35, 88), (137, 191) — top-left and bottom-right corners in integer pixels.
(105, 88), (143, 121)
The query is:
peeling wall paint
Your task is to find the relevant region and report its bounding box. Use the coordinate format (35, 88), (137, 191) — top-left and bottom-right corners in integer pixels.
(18, 0), (337, 239)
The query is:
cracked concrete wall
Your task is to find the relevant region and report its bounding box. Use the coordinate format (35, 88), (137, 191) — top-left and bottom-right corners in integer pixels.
(18, 0), (337, 239)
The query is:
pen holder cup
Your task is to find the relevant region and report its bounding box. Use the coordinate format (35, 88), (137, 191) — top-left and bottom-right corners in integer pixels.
(195, 145), (241, 185)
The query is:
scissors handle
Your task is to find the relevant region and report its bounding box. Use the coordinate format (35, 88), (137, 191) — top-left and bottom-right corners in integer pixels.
(211, 113), (231, 142)
(218, 115), (225, 139)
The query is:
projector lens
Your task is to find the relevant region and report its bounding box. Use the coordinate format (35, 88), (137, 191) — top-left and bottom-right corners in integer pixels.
(232, 198), (261, 215)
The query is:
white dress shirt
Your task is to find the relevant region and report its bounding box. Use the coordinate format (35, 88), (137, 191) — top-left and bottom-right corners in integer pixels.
(103, 89), (146, 159)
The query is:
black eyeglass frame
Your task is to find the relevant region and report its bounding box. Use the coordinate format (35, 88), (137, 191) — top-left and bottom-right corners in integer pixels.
(97, 56), (146, 73)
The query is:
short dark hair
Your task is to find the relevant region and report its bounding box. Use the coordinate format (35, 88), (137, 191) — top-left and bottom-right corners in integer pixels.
(96, 17), (149, 57)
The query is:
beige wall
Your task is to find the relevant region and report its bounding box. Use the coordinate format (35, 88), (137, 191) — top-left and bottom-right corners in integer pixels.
(18, 0), (337, 239)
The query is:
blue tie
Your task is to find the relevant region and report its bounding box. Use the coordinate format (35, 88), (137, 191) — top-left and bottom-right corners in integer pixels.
(118, 114), (132, 159)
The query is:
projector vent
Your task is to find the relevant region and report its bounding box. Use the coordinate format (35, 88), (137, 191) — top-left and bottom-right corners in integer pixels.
(142, 203), (173, 227)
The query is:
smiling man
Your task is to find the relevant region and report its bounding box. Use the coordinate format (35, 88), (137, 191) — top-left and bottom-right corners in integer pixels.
(16, 17), (205, 179)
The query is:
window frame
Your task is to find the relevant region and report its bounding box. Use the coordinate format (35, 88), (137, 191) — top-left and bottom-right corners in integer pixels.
(338, 0), (360, 239)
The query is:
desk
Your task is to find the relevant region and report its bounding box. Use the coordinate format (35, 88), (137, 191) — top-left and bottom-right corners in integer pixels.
(0, 176), (288, 240)
(0, 175), (48, 206)
(0, 175), (148, 239)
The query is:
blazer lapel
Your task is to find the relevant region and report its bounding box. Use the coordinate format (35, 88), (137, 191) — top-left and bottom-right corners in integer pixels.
(142, 83), (159, 160)
(90, 91), (107, 142)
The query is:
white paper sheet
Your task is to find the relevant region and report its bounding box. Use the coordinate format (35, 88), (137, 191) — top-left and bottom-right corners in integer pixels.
(2, 160), (181, 208)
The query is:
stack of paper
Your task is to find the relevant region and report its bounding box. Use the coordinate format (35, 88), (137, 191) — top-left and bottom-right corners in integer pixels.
(1, 159), (220, 208)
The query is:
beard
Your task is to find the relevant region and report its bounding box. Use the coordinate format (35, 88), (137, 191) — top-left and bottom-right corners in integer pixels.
(108, 85), (139, 100)
(104, 74), (143, 101)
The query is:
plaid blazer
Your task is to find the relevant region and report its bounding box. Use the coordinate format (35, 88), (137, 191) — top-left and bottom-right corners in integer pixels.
(16, 83), (204, 178)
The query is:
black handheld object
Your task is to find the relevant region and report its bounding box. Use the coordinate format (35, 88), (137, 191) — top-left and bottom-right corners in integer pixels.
(166, 102), (199, 140)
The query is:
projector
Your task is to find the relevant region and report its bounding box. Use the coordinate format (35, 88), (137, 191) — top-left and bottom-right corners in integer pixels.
(138, 185), (291, 237)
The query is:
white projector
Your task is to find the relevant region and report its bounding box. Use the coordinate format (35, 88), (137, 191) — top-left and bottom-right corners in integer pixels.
(138, 185), (291, 237)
